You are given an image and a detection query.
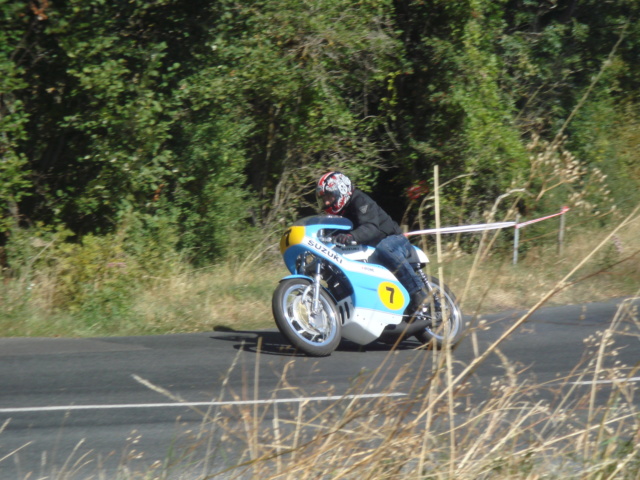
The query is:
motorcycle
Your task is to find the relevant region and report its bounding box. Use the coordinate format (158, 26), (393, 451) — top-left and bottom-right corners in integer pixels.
(272, 215), (464, 356)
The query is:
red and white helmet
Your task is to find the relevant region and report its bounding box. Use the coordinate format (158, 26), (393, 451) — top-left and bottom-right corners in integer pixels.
(316, 172), (353, 214)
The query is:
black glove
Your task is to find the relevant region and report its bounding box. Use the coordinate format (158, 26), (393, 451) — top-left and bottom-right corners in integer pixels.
(334, 233), (354, 245)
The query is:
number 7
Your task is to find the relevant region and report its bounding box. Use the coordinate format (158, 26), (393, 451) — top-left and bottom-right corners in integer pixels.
(385, 286), (395, 304)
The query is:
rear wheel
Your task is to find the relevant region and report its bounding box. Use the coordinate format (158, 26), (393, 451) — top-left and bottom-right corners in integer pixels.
(414, 276), (464, 348)
(272, 278), (341, 356)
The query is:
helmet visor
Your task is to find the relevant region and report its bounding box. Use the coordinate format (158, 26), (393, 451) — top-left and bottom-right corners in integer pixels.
(316, 189), (336, 212)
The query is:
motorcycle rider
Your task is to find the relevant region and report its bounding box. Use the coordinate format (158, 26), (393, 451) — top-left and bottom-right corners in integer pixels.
(316, 171), (429, 318)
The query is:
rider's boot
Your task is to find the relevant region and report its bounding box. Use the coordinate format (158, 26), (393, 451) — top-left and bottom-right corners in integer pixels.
(406, 289), (429, 323)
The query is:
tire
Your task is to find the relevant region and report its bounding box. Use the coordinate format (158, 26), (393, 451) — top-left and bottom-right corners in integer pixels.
(414, 276), (464, 348)
(272, 278), (341, 357)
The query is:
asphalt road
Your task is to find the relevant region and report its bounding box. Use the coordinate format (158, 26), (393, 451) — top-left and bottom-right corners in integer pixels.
(0, 298), (638, 479)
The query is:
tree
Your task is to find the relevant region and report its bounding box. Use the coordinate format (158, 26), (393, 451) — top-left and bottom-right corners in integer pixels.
(0, 1), (34, 234)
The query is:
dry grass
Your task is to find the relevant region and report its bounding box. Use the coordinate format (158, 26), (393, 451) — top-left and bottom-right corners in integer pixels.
(99, 296), (637, 480)
(3, 297), (638, 479)
(2, 206), (637, 338)
(122, 203), (640, 336)
(1, 210), (639, 479)
(130, 260), (281, 333)
(433, 210), (640, 317)
(126, 209), (638, 478)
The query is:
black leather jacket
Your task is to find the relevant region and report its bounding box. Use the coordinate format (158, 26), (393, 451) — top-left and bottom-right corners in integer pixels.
(341, 189), (402, 246)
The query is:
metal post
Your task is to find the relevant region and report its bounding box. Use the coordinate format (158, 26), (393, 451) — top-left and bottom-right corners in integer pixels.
(513, 214), (520, 265)
(558, 209), (566, 256)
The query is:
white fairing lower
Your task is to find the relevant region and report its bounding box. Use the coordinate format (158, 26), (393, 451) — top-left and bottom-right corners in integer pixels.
(340, 307), (403, 345)
(331, 243), (429, 345)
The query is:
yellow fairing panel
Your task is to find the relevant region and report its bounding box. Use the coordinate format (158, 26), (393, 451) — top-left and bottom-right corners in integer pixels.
(279, 226), (306, 254)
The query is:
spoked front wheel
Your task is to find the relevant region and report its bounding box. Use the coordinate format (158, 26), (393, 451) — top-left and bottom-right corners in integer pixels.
(272, 278), (341, 356)
(414, 276), (464, 348)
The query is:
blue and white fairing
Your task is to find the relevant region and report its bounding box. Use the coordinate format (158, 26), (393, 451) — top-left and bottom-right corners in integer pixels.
(278, 215), (429, 345)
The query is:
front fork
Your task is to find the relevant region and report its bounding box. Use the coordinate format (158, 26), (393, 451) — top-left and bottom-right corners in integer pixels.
(311, 259), (323, 314)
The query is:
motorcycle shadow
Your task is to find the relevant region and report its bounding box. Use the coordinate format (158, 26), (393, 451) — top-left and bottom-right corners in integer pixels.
(210, 326), (425, 357)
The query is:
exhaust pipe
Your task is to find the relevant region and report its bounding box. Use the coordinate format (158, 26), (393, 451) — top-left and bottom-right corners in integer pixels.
(379, 318), (431, 341)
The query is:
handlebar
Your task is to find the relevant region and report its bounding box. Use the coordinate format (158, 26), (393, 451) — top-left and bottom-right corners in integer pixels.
(319, 236), (358, 247)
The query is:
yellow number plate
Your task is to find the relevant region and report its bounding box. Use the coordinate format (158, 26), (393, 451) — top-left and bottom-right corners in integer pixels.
(377, 281), (405, 310)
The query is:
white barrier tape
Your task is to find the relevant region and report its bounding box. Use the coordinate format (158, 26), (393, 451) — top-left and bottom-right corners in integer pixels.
(405, 222), (515, 237)
(404, 207), (569, 237)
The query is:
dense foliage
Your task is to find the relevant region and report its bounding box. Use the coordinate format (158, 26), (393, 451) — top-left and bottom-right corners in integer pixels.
(2, 0), (639, 269)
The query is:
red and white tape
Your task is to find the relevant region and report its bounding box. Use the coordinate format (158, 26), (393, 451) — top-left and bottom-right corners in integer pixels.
(405, 207), (569, 237)
(514, 206), (570, 229)
(405, 221), (515, 237)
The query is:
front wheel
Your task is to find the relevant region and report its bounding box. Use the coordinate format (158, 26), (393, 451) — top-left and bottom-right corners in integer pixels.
(414, 276), (464, 348)
(272, 278), (341, 357)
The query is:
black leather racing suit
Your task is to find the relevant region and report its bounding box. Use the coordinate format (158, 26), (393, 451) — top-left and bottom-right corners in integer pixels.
(340, 189), (425, 299)
(341, 189), (402, 246)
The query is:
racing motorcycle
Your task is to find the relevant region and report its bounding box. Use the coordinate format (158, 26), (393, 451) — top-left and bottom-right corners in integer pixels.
(272, 215), (464, 356)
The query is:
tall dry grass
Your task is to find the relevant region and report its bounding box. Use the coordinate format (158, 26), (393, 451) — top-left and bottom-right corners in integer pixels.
(11, 209), (635, 479)
(117, 206), (637, 479)
(430, 208), (640, 316)
(81, 295), (635, 480)
(2, 210), (639, 480)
